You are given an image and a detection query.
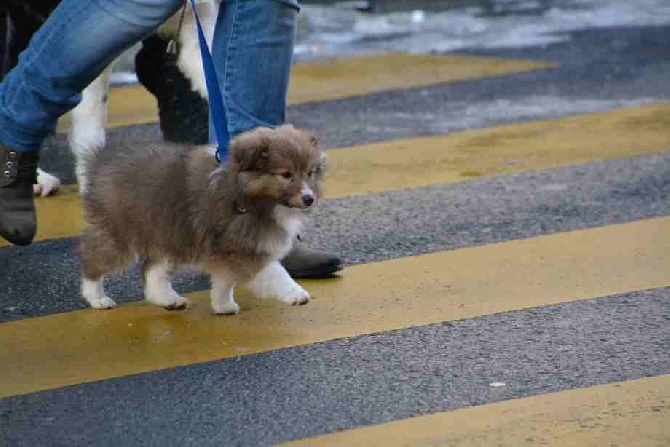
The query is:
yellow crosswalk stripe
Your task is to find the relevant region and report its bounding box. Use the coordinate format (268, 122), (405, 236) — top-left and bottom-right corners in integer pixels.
(1, 217), (669, 398)
(55, 53), (552, 132)
(325, 103), (670, 198)
(9, 103), (669, 248)
(286, 53), (553, 105)
(283, 375), (670, 447)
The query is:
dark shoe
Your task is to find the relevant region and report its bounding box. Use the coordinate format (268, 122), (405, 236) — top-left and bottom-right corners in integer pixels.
(0, 145), (39, 245)
(135, 35), (210, 145)
(281, 243), (344, 278)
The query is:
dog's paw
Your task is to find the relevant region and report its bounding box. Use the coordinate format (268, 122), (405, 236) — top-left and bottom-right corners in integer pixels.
(278, 286), (310, 306)
(88, 296), (117, 309)
(34, 169), (61, 197)
(212, 300), (240, 315)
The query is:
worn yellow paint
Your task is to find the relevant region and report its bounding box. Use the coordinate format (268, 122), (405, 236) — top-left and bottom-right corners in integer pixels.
(284, 375), (670, 447)
(286, 53), (553, 105)
(8, 104), (670, 248)
(55, 53), (551, 132)
(29, 185), (84, 244)
(326, 103), (670, 198)
(1, 217), (669, 398)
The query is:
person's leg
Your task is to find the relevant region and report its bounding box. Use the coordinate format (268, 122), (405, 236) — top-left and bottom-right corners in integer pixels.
(209, 0), (298, 140)
(0, 0), (182, 246)
(0, 0), (183, 152)
(210, 0), (342, 277)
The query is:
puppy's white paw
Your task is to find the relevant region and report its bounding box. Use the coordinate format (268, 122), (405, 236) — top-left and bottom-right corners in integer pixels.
(278, 286), (310, 306)
(82, 279), (115, 309)
(249, 261), (311, 306)
(212, 300), (240, 315)
(34, 169), (61, 197)
(88, 296), (117, 309)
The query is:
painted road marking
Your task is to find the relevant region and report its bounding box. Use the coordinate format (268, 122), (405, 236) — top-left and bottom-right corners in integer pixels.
(286, 53), (553, 105)
(1, 217), (669, 398)
(283, 375), (670, 446)
(56, 53), (552, 132)
(10, 104), (670, 248)
(326, 103), (670, 198)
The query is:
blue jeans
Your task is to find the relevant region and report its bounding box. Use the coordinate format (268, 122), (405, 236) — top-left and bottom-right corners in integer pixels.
(0, 0), (299, 152)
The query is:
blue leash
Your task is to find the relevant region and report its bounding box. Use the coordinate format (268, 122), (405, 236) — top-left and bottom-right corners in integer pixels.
(188, 0), (229, 163)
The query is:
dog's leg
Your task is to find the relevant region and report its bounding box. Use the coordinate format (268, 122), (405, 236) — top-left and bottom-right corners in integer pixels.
(80, 226), (122, 309)
(35, 58), (114, 197)
(210, 269), (240, 315)
(81, 277), (116, 309)
(175, 0), (218, 100)
(247, 261), (310, 306)
(69, 64), (114, 193)
(34, 168), (62, 197)
(143, 259), (189, 310)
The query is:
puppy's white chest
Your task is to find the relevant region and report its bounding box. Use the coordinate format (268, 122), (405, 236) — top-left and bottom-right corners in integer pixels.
(257, 208), (303, 259)
(276, 208), (303, 240)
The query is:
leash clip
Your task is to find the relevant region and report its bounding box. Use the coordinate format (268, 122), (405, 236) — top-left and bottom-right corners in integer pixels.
(214, 145), (227, 164)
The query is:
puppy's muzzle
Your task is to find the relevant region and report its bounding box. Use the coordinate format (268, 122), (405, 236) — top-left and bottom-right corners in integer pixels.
(284, 183), (316, 209)
(302, 193), (315, 208)
(301, 183), (316, 209)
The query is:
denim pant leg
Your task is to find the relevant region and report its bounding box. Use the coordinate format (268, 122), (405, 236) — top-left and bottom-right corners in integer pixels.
(0, 0), (183, 152)
(209, 0), (299, 142)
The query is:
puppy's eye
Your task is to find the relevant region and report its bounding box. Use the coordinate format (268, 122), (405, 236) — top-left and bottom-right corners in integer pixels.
(279, 171), (293, 180)
(307, 169), (317, 178)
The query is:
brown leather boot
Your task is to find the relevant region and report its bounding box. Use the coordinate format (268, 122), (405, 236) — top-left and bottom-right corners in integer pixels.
(0, 144), (39, 246)
(281, 243), (344, 278)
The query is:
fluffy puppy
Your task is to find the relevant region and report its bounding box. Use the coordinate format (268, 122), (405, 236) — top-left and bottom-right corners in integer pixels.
(79, 125), (325, 314)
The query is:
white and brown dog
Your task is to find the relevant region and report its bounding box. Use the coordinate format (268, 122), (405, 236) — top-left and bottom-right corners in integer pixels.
(80, 125), (325, 314)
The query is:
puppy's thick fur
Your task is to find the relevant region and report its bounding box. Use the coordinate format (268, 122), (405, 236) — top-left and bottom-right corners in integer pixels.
(79, 125), (325, 314)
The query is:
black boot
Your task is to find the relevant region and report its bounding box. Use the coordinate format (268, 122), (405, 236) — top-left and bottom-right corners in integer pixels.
(281, 244), (344, 278)
(0, 144), (39, 246)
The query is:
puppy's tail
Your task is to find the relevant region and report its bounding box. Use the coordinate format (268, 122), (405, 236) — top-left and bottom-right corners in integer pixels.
(68, 65), (113, 194)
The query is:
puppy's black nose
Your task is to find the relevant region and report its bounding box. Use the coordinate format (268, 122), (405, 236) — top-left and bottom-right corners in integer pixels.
(302, 195), (315, 207)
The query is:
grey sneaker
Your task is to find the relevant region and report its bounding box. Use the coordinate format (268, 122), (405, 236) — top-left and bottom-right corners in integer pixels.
(0, 144), (39, 246)
(281, 243), (344, 278)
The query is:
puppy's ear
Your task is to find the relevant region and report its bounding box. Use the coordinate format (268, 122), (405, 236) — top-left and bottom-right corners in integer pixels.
(229, 128), (271, 171)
